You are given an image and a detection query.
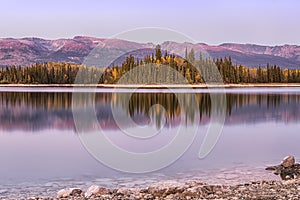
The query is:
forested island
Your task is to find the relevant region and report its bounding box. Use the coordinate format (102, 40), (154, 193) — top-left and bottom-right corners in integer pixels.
(1, 45), (300, 85)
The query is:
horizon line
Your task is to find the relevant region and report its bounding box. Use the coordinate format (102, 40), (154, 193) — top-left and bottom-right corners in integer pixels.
(0, 35), (298, 47)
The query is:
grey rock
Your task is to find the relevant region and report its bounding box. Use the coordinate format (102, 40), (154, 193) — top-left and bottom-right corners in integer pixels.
(266, 155), (300, 180)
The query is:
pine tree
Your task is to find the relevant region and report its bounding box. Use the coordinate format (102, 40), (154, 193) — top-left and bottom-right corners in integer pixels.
(257, 66), (262, 83)
(187, 48), (195, 64)
(155, 45), (162, 62)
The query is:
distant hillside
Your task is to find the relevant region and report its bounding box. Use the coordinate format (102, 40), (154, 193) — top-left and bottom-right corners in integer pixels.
(1, 36), (300, 69)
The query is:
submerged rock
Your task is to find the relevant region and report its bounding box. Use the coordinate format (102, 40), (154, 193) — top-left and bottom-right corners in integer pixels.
(266, 155), (300, 180)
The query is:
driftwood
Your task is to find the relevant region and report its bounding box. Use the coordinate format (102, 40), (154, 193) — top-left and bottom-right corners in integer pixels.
(266, 156), (300, 180)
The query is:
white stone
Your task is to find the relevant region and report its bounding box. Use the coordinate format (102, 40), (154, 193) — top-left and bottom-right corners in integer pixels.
(57, 188), (82, 198)
(85, 185), (109, 198)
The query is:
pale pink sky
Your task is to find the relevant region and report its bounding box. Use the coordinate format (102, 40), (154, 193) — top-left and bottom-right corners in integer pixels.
(0, 0), (299, 45)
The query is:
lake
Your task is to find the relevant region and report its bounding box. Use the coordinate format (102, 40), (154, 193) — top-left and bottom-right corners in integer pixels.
(0, 87), (300, 198)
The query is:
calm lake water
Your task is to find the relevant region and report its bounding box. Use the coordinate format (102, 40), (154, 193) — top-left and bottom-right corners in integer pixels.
(0, 87), (300, 198)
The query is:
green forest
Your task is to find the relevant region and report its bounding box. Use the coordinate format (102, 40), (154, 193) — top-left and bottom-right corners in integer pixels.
(0, 45), (300, 84)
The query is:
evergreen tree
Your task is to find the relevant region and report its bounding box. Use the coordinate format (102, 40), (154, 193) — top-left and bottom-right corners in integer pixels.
(187, 48), (195, 64)
(155, 45), (162, 62)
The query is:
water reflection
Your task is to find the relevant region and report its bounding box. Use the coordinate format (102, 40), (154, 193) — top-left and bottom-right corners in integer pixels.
(0, 90), (300, 132)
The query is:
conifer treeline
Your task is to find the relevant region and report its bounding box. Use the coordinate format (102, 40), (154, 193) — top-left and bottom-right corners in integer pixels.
(0, 45), (300, 84)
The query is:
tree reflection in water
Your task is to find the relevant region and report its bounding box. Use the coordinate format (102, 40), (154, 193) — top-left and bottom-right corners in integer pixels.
(0, 91), (300, 132)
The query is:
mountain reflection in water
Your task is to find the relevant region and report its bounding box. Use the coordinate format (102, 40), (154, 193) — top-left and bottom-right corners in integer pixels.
(0, 90), (300, 132)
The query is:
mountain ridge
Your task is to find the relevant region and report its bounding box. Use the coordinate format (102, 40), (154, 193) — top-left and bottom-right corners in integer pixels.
(1, 36), (300, 69)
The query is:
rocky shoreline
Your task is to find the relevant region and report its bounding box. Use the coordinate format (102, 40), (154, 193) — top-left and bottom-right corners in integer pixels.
(3, 156), (300, 199)
(1, 179), (297, 200)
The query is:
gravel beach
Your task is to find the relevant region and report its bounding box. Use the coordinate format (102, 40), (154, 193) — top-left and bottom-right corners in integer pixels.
(2, 179), (299, 200)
